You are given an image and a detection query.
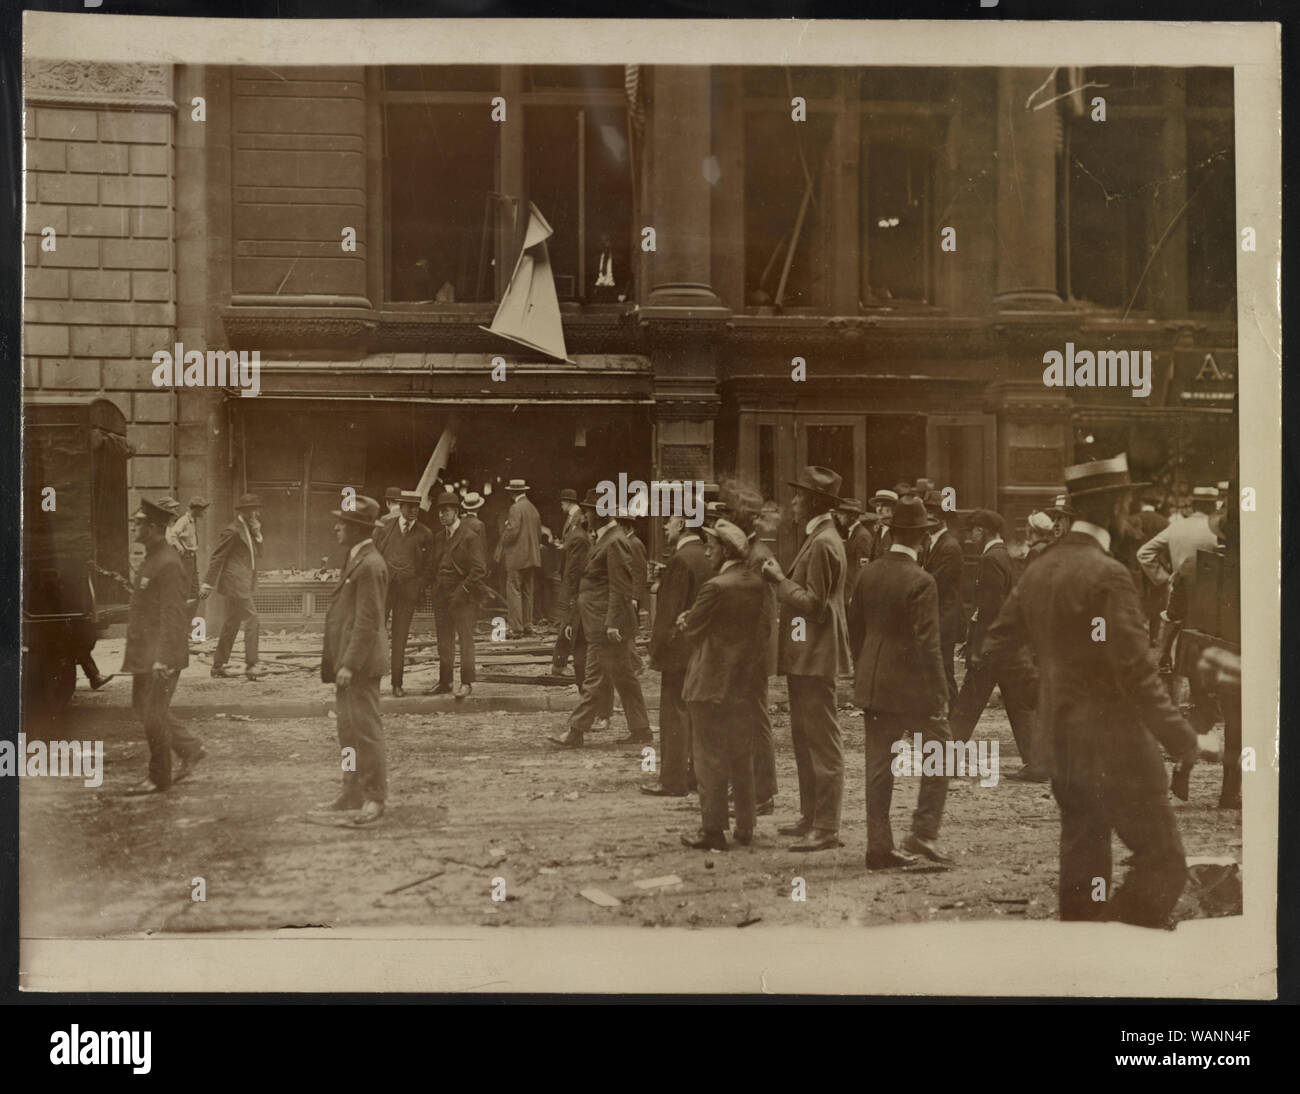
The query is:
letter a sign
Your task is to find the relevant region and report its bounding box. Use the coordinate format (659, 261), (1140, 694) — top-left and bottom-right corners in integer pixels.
(480, 202), (574, 364)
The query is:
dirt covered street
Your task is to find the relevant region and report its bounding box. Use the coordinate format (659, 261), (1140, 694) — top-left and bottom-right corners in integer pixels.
(21, 636), (1242, 935)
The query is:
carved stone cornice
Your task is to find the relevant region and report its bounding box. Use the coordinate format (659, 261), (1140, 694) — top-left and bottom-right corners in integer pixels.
(24, 60), (174, 110)
(222, 307), (376, 352)
(652, 375), (722, 420)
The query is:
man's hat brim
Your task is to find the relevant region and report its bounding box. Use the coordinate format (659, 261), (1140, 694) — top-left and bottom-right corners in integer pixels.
(1066, 480), (1149, 500)
(784, 480), (843, 503)
(331, 509), (379, 528)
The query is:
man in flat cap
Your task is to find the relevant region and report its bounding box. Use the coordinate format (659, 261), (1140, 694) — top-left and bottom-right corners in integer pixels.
(760, 466), (852, 852)
(201, 493), (266, 680)
(981, 454), (1219, 927)
(167, 496), (209, 606)
(380, 491), (436, 697)
(122, 498), (206, 795)
(320, 494), (389, 824)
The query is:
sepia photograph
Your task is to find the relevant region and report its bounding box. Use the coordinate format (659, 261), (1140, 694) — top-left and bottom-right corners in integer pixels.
(14, 12), (1281, 997)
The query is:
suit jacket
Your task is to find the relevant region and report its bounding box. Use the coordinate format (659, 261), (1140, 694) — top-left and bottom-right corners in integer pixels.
(847, 550), (946, 717)
(203, 516), (260, 598)
(379, 517), (436, 589)
(502, 495), (542, 571)
(775, 514), (852, 678)
(966, 541), (1016, 661)
(744, 536), (780, 678)
(462, 513), (486, 543)
(321, 540), (389, 683)
(649, 535), (713, 674)
(869, 525), (893, 560)
(122, 541), (190, 674)
(560, 513), (590, 621)
(923, 528), (965, 647)
(681, 562), (768, 703)
(1136, 511), (1216, 587)
(576, 523), (638, 643)
(434, 520), (488, 607)
(625, 530), (650, 608)
(374, 510), (400, 551)
(982, 531), (1196, 790)
(843, 522), (875, 604)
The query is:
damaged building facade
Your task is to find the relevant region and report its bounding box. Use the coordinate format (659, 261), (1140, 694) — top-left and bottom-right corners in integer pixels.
(24, 61), (1238, 589)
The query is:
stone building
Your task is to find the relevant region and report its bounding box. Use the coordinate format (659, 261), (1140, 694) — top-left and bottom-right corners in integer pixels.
(24, 61), (1238, 587)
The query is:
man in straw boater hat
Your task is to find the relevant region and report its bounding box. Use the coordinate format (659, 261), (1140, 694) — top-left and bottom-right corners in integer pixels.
(428, 488), (488, 699)
(501, 478), (542, 639)
(759, 466), (852, 852)
(318, 494), (389, 825)
(846, 494), (952, 866)
(201, 492), (267, 680)
(980, 454), (1221, 927)
(549, 488), (650, 749)
(122, 498), (207, 795)
(460, 490), (487, 541)
(868, 488), (899, 560)
(379, 490), (436, 698)
(677, 519), (768, 850)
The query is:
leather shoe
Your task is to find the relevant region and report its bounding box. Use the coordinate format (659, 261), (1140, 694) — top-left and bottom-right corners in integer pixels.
(173, 748), (207, 783)
(316, 791), (363, 811)
(733, 829), (754, 846)
(902, 833), (952, 864)
(640, 783), (686, 797)
(681, 830), (728, 851)
(88, 672), (115, 690)
(392, 685), (406, 698)
(547, 732), (584, 749)
(353, 800), (385, 825)
(619, 732), (653, 745)
(866, 850), (918, 870)
(425, 683), (453, 695)
(245, 666), (267, 681)
(756, 798), (774, 816)
(589, 717), (610, 732)
(790, 829), (843, 852)
(210, 665), (236, 678)
(124, 778), (164, 796)
(454, 683), (472, 699)
(777, 818), (813, 837)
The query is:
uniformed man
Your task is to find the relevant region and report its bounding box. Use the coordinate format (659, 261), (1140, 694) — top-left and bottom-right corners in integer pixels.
(201, 493), (266, 680)
(122, 498), (206, 795)
(319, 494), (389, 825)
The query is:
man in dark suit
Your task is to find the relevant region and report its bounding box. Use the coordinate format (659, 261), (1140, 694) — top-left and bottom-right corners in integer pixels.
(642, 509), (712, 797)
(319, 495), (389, 825)
(201, 492), (266, 680)
(847, 495), (952, 866)
(379, 490), (436, 697)
(921, 496), (964, 706)
(981, 454), (1219, 927)
(836, 498), (874, 608)
(551, 489), (589, 682)
(868, 489), (898, 560)
(759, 466), (852, 852)
(677, 520), (769, 851)
(428, 488), (487, 698)
(502, 478), (542, 637)
(949, 509), (1043, 779)
(460, 491), (487, 543)
(122, 498), (206, 795)
(549, 490), (650, 748)
(374, 486), (402, 549)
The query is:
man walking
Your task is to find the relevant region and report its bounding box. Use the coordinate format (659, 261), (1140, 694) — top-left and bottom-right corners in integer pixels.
(641, 508), (712, 798)
(549, 490), (650, 749)
(679, 520), (768, 851)
(379, 490), (436, 697)
(846, 495), (951, 867)
(319, 495), (388, 825)
(759, 466), (852, 852)
(428, 488), (487, 698)
(551, 489), (589, 682)
(981, 454), (1218, 927)
(922, 494), (964, 706)
(122, 498), (206, 795)
(950, 509), (1044, 780)
(501, 478), (542, 638)
(201, 492), (266, 680)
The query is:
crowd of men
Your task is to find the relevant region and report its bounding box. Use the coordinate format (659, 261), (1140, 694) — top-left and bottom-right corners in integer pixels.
(115, 452), (1237, 924)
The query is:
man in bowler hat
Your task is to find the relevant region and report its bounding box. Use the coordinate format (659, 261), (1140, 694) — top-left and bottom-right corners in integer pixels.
(201, 492), (266, 680)
(759, 466), (852, 852)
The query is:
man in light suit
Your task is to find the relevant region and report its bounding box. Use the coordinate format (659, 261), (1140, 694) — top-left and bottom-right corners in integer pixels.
(1137, 485), (1219, 673)
(318, 495), (389, 825)
(428, 488), (487, 698)
(502, 478), (542, 637)
(678, 520), (768, 851)
(201, 492), (266, 680)
(847, 495), (952, 867)
(380, 490), (436, 697)
(950, 509), (1044, 780)
(759, 466), (852, 852)
(981, 454), (1219, 927)
(921, 494), (965, 706)
(549, 489), (650, 749)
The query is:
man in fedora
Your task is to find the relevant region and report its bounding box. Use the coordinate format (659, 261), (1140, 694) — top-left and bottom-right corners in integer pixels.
(319, 495), (388, 825)
(378, 491), (435, 697)
(549, 488), (650, 748)
(375, 486), (403, 549)
(122, 498), (207, 795)
(759, 466), (852, 852)
(166, 495), (209, 606)
(835, 498), (873, 609)
(428, 488), (487, 698)
(501, 478), (542, 638)
(678, 520), (768, 850)
(847, 494), (951, 866)
(551, 489), (589, 681)
(981, 454), (1219, 927)
(201, 492), (266, 680)
(921, 491), (964, 706)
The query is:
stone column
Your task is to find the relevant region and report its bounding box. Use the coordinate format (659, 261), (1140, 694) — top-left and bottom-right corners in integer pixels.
(994, 69), (1064, 311)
